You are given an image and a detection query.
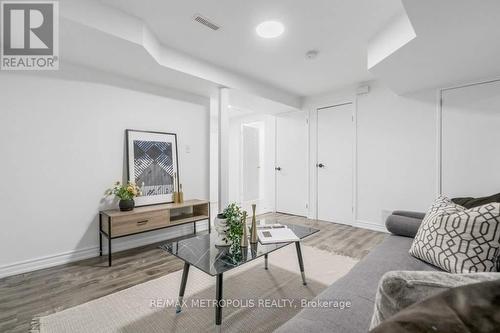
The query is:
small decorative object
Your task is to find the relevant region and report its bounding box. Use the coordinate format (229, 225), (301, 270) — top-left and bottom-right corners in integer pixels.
(241, 247), (248, 261)
(178, 184), (184, 203)
(105, 181), (142, 211)
(250, 242), (258, 259)
(240, 211), (248, 248)
(214, 203), (243, 248)
(214, 213), (229, 246)
(173, 172), (179, 203)
(119, 199), (135, 212)
(126, 129), (179, 206)
(250, 204), (258, 244)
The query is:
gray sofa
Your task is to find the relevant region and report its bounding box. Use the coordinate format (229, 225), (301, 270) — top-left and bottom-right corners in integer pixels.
(275, 211), (439, 333)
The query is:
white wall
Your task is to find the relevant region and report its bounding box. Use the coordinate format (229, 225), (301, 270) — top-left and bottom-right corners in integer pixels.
(356, 82), (436, 228)
(304, 80), (437, 232)
(228, 113), (276, 214)
(0, 73), (209, 277)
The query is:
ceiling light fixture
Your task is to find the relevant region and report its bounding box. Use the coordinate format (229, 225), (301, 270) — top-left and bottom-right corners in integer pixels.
(256, 21), (284, 38)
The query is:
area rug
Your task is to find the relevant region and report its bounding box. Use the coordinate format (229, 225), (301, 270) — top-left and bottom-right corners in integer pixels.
(33, 245), (358, 333)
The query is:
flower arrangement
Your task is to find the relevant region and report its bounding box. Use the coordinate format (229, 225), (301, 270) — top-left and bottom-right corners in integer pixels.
(105, 181), (142, 211)
(105, 181), (142, 200)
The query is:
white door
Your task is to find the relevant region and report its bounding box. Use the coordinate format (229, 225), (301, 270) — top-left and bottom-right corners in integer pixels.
(317, 103), (353, 225)
(442, 80), (500, 197)
(276, 112), (307, 216)
(241, 122), (263, 211)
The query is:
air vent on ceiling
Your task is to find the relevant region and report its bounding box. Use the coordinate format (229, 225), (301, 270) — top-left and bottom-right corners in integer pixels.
(193, 14), (220, 31)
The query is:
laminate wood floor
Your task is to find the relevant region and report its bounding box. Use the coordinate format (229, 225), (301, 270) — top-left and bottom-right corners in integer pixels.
(0, 213), (386, 333)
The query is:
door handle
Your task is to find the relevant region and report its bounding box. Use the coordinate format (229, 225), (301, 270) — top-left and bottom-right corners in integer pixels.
(317, 163), (325, 168)
(275, 166), (282, 171)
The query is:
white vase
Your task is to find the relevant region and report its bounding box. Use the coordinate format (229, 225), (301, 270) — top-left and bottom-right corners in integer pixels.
(214, 214), (229, 246)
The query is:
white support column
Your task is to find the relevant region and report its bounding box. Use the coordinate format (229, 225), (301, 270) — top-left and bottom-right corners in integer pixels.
(209, 95), (220, 218)
(218, 88), (230, 211)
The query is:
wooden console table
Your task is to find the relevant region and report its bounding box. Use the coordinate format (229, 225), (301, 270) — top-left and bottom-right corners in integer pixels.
(99, 199), (210, 266)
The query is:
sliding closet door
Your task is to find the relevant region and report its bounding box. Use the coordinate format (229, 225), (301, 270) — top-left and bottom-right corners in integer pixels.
(442, 80), (500, 197)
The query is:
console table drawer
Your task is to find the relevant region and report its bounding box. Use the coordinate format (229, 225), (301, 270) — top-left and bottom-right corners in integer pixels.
(107, 211), (170, 237)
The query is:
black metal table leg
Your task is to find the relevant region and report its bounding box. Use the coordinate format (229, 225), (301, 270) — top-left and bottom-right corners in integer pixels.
(176, 262), (190, 313)
(215, 273), (223, 332)
(99, 213), (102, 257)
(264, 254), (268, 270)
(295, 241), (306, 285)
(108, 217), (112, 267)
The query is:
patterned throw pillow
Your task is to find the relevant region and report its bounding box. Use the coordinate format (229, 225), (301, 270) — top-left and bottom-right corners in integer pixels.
(409, 196), (500, 273)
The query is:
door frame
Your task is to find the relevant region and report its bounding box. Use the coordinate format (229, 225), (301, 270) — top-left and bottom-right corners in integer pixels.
(313, 101), (357, 224)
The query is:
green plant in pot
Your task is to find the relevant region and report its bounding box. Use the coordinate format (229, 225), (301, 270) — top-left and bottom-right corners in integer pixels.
(221, 203), (244, 253)
(105, 181), (142, 211)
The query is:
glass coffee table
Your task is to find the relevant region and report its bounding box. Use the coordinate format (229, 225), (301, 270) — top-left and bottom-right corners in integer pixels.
(159, 218), (319, 332)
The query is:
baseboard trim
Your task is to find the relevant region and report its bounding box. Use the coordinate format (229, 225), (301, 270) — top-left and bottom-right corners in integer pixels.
(0, 246), (99, 280)
(301, 216), (388, 233)
(354, 220), (388, 233)
(0, 223), (209, 279)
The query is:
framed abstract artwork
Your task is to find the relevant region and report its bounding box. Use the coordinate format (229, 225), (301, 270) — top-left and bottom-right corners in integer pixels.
(126, 129), (179, 206)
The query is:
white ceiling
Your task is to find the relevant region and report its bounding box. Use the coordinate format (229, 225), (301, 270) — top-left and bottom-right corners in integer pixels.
(369, 0), (500, 94)
(58, 0), (301, 108)
(58, 18), (220, 101)
(101, 0), (403, 97)
(228, 89), (297, 118)
(36, 0), (500, 110)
